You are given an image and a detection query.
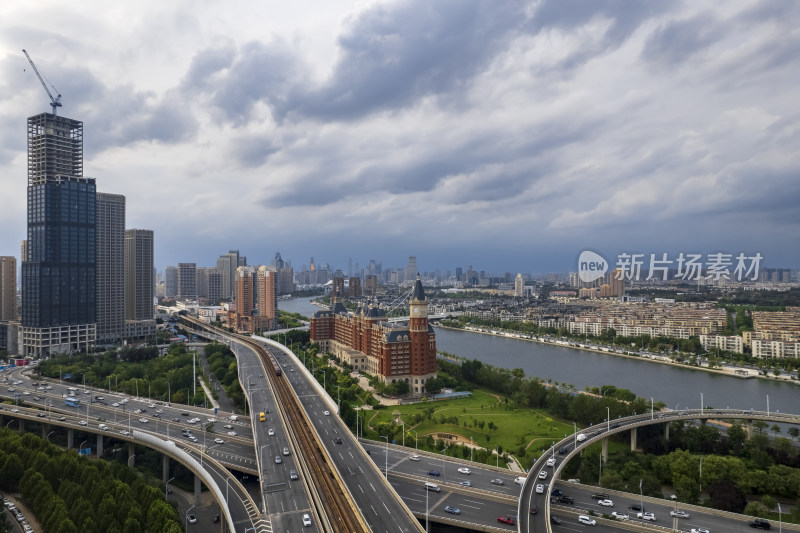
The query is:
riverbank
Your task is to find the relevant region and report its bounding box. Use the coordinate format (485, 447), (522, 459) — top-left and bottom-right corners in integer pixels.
(434, 324), (799, 386)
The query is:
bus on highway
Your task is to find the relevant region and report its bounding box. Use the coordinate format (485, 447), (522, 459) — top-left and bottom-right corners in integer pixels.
(65, 397), (81, 407)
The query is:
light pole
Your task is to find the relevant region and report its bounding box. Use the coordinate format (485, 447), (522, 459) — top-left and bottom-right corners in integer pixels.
(46, 431), (55, 442)
(425, 478), (430, 533)
(442, 444), (449, 483)
(778, 502), (782, 533)
(128, 454), (136, 467)
(402, 422), (405, 447)
(767, 395), (770, 416)
(599, 452), (602, 482)
(5, 420), (14, 428)
(650, 397), (654, 420)
(414, 432), (418, 450)
(79, 440), (88, 455)
(495, 445), (499, 468)
(698, 456), (704, 498)
(469, 436), (473, 462)
(607, 406), (610, 432)
(185, 505), (195, 531)
(380, 435), (389, 478)
(700, 392), (704, 415)
(639, 479), (643, 524)
(166, 381), (171, 405)
(165, 476), (175, 500)
(573, 421), (577, 447)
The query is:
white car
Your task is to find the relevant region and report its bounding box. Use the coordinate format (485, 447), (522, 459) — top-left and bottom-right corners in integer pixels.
(139, 418), (148, 423)
(538, 470), (548, 479)
(670, 510), (690, 518)
(227, 431), (237, 436)
(690, 529), (709, 533)
(637, 512), (656, 521)
(112, 402), (120, 407)
(409, 454), (421, 461)
(578, 515), (596, 526)
(458, 467), (471, 475)
(79, 420), (87, 426)
(611, 512), (629, 520)
(268, 428), (275, 436)
(214, 438), (224, 444)
(323, 410), (330, 416)
(597, 499), (613, 507)
(535, 484), (545, 494)
(546, 457), (556, 467)
(302, 513), (311, 527)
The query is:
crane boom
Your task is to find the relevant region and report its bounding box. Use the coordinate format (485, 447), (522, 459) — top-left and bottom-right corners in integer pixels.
(22, 49), (62, 115)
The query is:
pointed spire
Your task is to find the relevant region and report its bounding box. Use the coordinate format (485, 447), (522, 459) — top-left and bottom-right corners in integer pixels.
(411, 273), (425, 301)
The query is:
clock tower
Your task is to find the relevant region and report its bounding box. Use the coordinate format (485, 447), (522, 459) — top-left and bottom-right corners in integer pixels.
(409, 273), (436, 391)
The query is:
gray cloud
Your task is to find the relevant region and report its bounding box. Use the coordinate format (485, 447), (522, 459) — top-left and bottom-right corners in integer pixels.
(641, 12), (725, 67)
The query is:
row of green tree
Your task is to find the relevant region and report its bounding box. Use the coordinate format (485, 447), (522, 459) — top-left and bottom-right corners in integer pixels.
(205, 343), (245, 411)
(34, 343), (210, 406)
(0, 431), (181, 533)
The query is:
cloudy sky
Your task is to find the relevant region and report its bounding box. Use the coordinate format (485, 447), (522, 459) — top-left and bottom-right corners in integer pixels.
(1, 0), (798, 276)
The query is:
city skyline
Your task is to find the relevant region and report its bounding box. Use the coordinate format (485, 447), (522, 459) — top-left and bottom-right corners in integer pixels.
(2, 2), (800, 273)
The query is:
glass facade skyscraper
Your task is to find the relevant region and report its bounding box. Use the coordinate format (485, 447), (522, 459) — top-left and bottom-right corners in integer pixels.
(22, 113), (96, 357)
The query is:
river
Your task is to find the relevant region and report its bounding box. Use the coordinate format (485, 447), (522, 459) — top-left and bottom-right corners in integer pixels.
(280, 297), (798, 412)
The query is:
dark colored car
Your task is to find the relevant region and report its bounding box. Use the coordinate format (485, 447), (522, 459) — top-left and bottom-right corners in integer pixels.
(530, 504), (538, 515)
(749, 519), (771, 530)
(591, 493), (610, 500)
(497, 516), (515, 525)
(550, 515), (562, 525)
(558, 447), (569, 454)
(558, 495), (574, 504)
(551, 489), (563, 497)
(427, 470), (440, 477)
(628, 504), (644, 511)
(335, 437), (343, 444)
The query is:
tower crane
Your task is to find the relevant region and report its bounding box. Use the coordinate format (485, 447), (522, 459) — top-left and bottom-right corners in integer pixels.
(22, 49), (62, 115)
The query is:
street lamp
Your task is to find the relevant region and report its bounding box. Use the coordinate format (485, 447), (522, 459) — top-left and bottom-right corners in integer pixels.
(469, 436), (473, 462)
(698, 456), (704, 499)
(700, 392), (704, 415)
(380, 435), (389, 478)
(495, 445), (499, 468)
(46, 431), (55, 442)
(79, 440), (88, 455)
(639, 479), (643, 524)
(401, 422), (405, 448)
(573, 421), (577, 447)
(4, 420), (14, 428)
(166, 381), (171, 406)
(165, 477), (175, 500)
(607, 406), (610, 433)
(414, 432), (418, 450)
(650, 397), (654, 420)
(185, 505), (195, 531)
(778, 502), (782, 533)
(128, 454), (136, 467)
(767, 394), (770, 416)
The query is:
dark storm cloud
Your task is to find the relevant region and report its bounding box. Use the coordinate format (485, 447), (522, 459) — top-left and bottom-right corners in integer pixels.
(200, 40), (305, 126)
(227, 133), (280, 168)
(290, 0), (528, 120)
(182, 42), (236, 91)
(641, 12), (725, 67)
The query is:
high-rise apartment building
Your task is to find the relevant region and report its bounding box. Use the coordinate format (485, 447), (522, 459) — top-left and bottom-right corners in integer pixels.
(22, 113), (96, 357)
(125, 229), (154, 320)
(196, 267), (210, 300)
(514, 273), (524, 297)
(216, 250), (245, 300)
(0, 256), (16, 321)
(165, 266), (177, 298)
(96, 193), (126, 343)
(207, 270), (222, 304)
(257, 266), (278, 331)
(405, 256), (417, 283)
(177, 263), (197, 300)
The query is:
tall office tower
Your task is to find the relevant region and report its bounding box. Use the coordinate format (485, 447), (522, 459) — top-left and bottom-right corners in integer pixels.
(217, 250), (243, 300)
(349, 276), (362, 298)
(195, 267), (209, 299)
(273, 252), (285, 270)
(96, 193), (126, 343)
(514, 273), (524, 297)
(0, 256), (16, 321)
(177, 263), (197, 300)
(165, 266), (177, 297)
(22, 113), (96, 357)
(257, 266), (278, 331)
(277, 266), (294, 295)
(207, 269), (222, 304)
(455, 267), (462, 282)
(406, 256), (417, 283)
(124, 229), (154, 320)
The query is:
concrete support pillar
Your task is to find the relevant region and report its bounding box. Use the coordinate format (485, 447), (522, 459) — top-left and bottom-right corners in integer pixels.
(162, 454), (169, 484)
(601, 438), (608, 462)
(67, 428), (74, 449)
(194, 475), (202, 506)
(664, 422), (670, 440)
(630, 427), (637, 451)
(96, 434), (103, 457)
(18, 419), (25, 433)
(128, 442), (135, 466)
(42, 423), (48, 439)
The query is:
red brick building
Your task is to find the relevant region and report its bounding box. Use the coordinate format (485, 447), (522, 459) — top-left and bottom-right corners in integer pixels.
(310, 275), (436, 395)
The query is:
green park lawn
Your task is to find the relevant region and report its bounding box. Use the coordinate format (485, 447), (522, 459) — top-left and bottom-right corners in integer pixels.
(363, 388), (579, 464)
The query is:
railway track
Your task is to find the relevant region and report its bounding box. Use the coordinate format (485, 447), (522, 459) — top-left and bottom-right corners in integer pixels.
(182, 317), (367, 533)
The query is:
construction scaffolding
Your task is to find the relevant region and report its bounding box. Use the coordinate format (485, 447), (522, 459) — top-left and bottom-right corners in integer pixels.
(27, 113), (83, 186)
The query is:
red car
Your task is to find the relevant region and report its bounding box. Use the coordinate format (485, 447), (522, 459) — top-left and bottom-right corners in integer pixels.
(497, 516), (516, 525)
